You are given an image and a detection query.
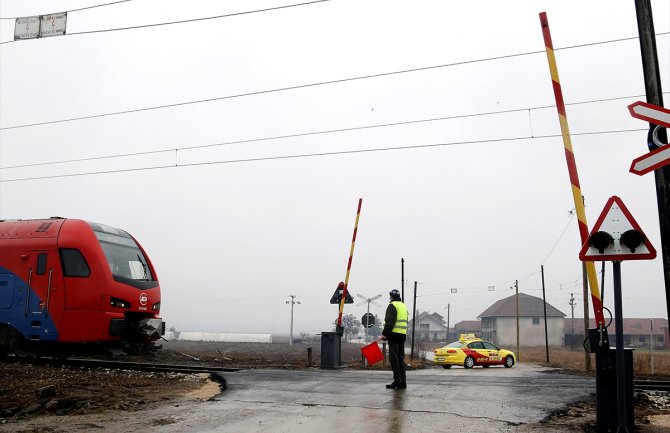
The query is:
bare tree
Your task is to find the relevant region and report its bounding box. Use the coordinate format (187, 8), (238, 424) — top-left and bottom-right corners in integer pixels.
(333, 314), (361, 342)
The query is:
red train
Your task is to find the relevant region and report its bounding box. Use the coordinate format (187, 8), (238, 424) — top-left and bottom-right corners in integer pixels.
(0, 218), (164, 356)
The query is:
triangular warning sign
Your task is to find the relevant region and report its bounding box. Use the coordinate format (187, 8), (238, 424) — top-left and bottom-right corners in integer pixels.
(579, 196), (656, 261)
(330, 287), (354, 304)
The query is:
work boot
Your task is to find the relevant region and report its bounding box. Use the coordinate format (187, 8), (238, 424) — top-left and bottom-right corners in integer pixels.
(400, 381), (407, 389)
(386, 382), (402, 389)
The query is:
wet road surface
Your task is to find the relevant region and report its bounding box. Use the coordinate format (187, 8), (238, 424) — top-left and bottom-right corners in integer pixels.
(197, 363), (594, 433)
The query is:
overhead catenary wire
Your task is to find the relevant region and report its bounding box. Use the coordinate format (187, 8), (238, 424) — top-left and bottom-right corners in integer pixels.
(2, 33), (668, 131)
(0, 92), (656, 171)
(413, 209), (580, 298)
(0, 127), (650, 183)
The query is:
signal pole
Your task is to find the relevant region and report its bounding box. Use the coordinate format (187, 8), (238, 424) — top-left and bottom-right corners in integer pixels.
(514, 280), (519, 362)
(635, 0), (670, 324)
(569, 293), (577, 345)
(410, 281), (417, 360)
(541, 266), (549, 363)
(401, 258), (405, 302)
(446, 303), (450, 343)
(286, 295), (301, 346)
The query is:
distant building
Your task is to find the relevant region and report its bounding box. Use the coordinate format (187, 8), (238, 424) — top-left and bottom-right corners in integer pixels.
(564, 318), (667, 349)
(408, 311), (447, 341)
(453, 320), (481, 341)
(478, 293), (566, 346)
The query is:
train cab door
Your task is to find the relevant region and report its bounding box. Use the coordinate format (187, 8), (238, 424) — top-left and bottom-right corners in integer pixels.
(27, 251), (63, 340)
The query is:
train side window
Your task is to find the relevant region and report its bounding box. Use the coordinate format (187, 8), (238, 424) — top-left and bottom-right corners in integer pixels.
(60, 249), (91, 277)
(36, 254), (47, 275)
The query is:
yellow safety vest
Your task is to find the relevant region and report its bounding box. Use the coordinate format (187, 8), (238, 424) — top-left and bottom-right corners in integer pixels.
(389, 301), (408, 335)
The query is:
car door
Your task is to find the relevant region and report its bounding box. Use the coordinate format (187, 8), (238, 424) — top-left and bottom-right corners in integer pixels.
(482, 341), (502, 365)
(467, 341), (489, 364)
(27, 251), (63, 339)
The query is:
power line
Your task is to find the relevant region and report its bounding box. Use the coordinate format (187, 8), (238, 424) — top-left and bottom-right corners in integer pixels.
(0, 54), (545, 131)
(0, 0), (135, 19)
(0, 127), (648, 183)
(2, 33), (667, 131)
(1, 92), (652, 170)
(538, 212), (576, 265)
(0, 0), (331, 44)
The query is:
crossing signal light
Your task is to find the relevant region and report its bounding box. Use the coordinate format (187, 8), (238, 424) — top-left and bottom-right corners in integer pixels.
(620, 230), (645, 253)
(579, 196), (656, 262)
(588, 231), (614, 254)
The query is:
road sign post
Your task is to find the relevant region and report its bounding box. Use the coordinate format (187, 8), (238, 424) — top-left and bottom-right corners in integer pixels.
(580, 196), (656, 433)
(361, 313), (374, 328)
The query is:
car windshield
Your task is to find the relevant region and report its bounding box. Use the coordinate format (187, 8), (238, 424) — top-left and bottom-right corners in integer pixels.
(445, 341), (464, 348)
(89, 222), (154, 281)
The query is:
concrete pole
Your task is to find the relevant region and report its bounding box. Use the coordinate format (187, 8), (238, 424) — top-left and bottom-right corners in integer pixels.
(541, 266), (549, 363)
(515, 280), (519, 363)
(286, 295), (300, 346)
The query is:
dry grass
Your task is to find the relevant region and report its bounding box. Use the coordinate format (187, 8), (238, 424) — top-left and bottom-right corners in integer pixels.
(418, 342), (670, 377)
(516, 346), (670, 378)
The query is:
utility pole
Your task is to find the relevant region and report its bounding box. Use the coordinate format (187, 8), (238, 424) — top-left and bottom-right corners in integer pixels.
(286, 295), (301, 346)
(635, 0), (670, 324)
(650, 319), (655, 375)
(410, 281), (417, 360)
(446, 303), (450, 343)
(401, 258), (405, 302)
(569, 293), (577, 345)
(515, 280), (519, 363)
(541, 265), (549, 363)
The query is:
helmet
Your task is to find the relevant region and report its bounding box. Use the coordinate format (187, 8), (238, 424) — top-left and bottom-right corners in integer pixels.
(389, 289), (401, 301)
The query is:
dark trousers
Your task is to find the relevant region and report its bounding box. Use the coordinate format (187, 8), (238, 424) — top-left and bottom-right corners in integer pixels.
(388, 339), (406, 384)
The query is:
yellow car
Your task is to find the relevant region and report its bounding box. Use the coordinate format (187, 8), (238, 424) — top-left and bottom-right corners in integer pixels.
(433, 334), (515, 369)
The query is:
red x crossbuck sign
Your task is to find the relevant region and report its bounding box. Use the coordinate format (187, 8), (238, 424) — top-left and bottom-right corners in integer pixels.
(628, 101), (670, 176)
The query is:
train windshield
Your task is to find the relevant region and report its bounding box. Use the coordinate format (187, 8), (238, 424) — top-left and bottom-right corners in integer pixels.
(88, 222), (154, 281)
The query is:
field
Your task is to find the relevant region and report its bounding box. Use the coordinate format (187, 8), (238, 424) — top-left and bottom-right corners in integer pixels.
(418, 341), (670, 377)
(515, 346), (670, 377)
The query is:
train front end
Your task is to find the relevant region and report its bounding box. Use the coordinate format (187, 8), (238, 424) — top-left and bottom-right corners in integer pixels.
(58, 220), (165, 354)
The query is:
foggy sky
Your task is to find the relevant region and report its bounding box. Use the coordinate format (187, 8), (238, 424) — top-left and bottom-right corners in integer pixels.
(0, 0), (668, 336)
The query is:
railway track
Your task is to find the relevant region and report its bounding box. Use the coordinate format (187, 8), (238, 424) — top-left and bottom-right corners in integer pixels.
(2, 355), (240, 375)
(3, 355), (669, 392)
(63, 358), (241, 374)
(633, 379), (670, 393)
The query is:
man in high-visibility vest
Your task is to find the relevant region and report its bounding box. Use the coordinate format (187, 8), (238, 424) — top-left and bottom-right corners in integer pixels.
(381, 289), (408, 389)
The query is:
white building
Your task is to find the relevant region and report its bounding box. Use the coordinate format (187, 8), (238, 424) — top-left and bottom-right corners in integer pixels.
(408, 311), (448, 341)
(478, 293), (566, 347)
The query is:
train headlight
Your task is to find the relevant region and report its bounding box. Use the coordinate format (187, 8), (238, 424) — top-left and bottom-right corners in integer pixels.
(152, 302), (161, 312)
(110, 297), (131, 309)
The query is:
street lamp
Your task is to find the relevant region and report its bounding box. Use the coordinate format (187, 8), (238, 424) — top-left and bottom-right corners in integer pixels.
(286, 295), (301, 345)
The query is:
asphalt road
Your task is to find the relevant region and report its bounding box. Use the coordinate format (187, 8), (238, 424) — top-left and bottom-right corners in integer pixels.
(197, 363), (594, 433)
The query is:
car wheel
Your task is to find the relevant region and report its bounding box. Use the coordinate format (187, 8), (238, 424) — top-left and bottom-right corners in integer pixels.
(442, 365), (451, 369)
(464, 356), (475, 369)
(504, 355), (514, 368)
